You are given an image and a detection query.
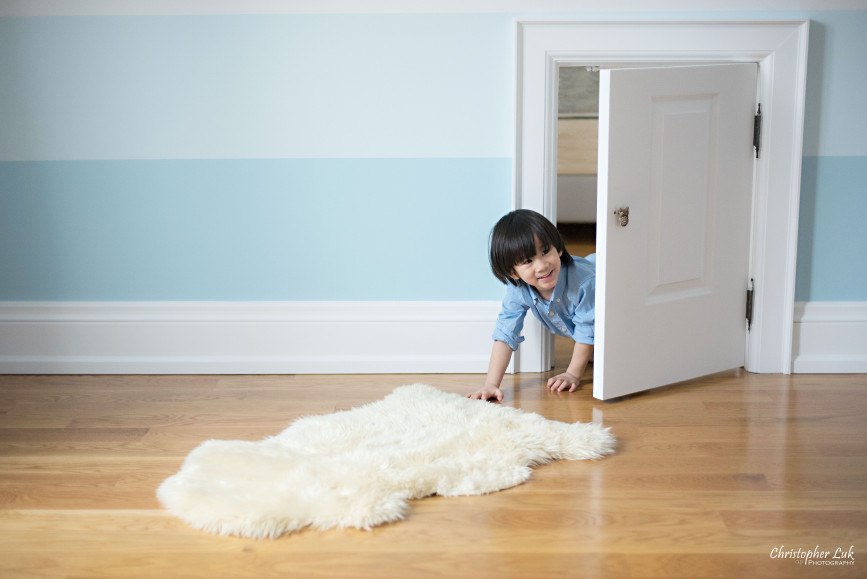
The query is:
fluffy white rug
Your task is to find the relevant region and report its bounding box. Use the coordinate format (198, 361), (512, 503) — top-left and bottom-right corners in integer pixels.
(157, 383), (616, 539)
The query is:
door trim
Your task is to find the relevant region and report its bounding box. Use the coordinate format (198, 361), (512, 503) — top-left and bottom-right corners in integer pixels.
(514, 20), (810, 374)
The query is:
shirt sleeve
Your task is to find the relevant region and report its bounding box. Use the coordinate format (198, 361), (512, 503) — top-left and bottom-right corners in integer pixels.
(570, 277), (596, 345)
(492, 285), (529, 351)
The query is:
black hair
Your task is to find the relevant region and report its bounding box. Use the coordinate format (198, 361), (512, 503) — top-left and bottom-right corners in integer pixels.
(489, 209), (573, 286)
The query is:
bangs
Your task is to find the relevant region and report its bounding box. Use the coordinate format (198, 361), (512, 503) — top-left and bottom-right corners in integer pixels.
(507, 228), (545, 266)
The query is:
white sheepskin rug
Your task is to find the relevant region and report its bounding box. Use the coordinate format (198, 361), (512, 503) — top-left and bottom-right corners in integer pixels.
(157, 383), (616, 539)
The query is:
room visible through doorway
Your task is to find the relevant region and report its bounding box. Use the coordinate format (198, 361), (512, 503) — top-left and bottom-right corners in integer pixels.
(556, 65), (598, 257)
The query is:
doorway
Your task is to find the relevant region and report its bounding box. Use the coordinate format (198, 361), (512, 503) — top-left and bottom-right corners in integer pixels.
(555, 66), (599, 374)
(513, 20), (810, 379)
(555, 63), (758, 400)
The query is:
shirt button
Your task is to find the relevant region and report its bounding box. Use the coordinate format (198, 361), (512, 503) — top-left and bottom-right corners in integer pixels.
(549, 312), (555, 317)
(556, 298), (561, 302)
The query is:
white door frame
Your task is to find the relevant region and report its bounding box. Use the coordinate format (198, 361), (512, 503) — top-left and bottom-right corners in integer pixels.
(514, 20), (810, 375)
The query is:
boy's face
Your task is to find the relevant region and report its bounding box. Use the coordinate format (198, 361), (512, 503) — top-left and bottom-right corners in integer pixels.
(510, 236), (563, 300)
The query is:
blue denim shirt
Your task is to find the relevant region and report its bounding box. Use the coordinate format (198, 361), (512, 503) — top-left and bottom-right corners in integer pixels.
(492, 254), (595, 350)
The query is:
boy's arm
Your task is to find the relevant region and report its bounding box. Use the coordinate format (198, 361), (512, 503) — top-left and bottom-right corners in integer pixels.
(467, 340), (513, 401)
(547, 341), (593, 392)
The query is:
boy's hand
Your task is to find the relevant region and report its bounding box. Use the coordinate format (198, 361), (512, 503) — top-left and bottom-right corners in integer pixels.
(467, 384), (504, 402)
(547, 372), (581, 392)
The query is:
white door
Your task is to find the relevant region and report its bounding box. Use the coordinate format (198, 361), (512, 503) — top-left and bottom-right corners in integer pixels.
(594, 63), (758, 400)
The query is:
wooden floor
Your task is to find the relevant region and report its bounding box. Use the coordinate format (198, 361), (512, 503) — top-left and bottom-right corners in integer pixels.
(559, 222), (597, 259)
(0, 367), (865, 578)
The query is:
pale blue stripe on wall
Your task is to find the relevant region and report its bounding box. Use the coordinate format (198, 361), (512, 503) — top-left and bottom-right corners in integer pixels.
(796, 156), (867, 302)
(0, 158), (512, 301)
(4, 12), (867, 162)
(801, 11), (867, 156)
(8, 156), (864, 302)
(0, 14), (513, 161)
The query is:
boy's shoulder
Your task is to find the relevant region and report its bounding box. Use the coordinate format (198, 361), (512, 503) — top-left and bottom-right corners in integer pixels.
(568, 255), (596, 276)
(565, 255), (596, 289)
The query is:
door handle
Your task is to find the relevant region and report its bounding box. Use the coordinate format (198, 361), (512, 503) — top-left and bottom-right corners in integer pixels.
(614, 206), (629, 227)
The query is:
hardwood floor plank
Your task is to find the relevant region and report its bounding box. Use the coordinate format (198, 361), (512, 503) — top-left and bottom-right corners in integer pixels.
(720, 509), (867, 531)
(0, 427), (150, 443)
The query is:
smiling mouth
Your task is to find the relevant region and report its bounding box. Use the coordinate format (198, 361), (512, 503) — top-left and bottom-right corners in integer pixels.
(538, 271), (553, 282)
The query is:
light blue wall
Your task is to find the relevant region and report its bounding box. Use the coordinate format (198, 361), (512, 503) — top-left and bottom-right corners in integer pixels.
(0, 15), (513, 160)
(0, 159), (510, 300)
(796, 11), (867, 301)
(0, 14), (514, 301)
(796, 156), (867, 301)
(0, 10), (864, 302)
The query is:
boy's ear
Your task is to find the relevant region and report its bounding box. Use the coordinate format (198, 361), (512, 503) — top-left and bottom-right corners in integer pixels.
(509, 270), (519, 280)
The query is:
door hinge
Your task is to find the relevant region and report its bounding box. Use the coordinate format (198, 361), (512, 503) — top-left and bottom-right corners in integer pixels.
(753, 104), (762, 158)
(746, 278), (755, 331)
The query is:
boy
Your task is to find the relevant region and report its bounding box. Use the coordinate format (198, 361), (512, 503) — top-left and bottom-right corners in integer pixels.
(467, 210), (595, 402)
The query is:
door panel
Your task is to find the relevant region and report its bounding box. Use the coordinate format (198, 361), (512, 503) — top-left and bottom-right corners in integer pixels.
(594, 64), (757, 400)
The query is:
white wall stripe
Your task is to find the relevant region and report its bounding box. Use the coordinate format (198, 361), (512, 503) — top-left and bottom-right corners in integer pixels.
(794, 301), (867, 323)
(4, 300), (864, 375)
(792, 301), (867, 373)
(0, 301), (503, 374)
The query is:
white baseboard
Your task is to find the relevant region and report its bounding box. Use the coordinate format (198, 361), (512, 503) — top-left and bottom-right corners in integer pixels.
(0, 301), (501, 374)
(792, 301), (867, 374)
